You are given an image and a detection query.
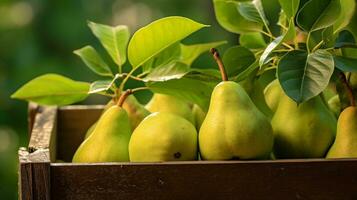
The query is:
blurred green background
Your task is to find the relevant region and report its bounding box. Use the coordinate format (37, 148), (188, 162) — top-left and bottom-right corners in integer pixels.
(0, 0), (235, 198)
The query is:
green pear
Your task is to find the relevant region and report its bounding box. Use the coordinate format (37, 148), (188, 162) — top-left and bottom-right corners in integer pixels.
(145, 93), (194, 124)
(327, 106), (357, 158)
(199, 81), (274, 160)
(73, 93), (133, 162)
(272, 95), (336, 158)
(240, 77), (273, 119)
(328, 95), (341, 117)
(122, 95), (151, 130)
(84, 95), (150, 139)
(192, 104), (206, 130)
(129, 112), (197, 162)
(199, 48), (274, 160)
(84, 122), (97, 139)
(264, 79), (283, 113)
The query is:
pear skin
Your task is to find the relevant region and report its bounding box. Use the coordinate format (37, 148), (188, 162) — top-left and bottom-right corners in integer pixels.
(129, 112), (197, 162)
(264, 79), (283, 113)
(328, 95), (341, 118)
(145, 94), (194, 124)
(241, 78), (273, 119)
(327, 106), (357, 158)
(272, 95), (336, 158)
(73, 105), (131, 162)
(84, 96), (150, 139)
(122, 95), (151, 131)
(192, 104), (206, 131)
(199, 81), (274, 160)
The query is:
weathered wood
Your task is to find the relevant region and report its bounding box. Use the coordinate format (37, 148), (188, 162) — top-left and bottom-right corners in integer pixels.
(18, 148), (32, 200)
(28, 106), (57, 162)
(19, 105), (57, 200)
(57, 105), (103, 161)
(51, 159), (357, 200)
(28, 103), (39, 137)
(32, 162), (51, 200)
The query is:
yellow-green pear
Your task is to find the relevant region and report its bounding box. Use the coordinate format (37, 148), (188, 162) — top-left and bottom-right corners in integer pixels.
(84, 95), (150, 139)
(192, 104), (206, 130)
(328, 95), (341, 117)
(272, 95), (336, 158)
(84, 122), (97, 139)
(264, 79), (283, 113)
(240, 77), (273, 119)
(129, 112), (197, 162)
(145, 94), (194, 124)
(73, 92), (133, 163)
(327, 106), (357, 158)
(122, 95), (151, 130)
(199, 48), (274, 160)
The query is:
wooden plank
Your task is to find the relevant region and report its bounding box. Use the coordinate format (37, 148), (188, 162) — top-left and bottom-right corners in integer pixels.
(28, 106), (57, 162)
(57, 105), (103, 162)
(32, 162), (51, 200)
(28, 103), (39, 138)
(50, 159), (357, 200)
(18, 148), (33, 200)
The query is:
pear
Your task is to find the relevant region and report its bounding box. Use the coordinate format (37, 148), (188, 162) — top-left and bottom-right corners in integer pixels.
(122, 95), (151, 130)
(327, 106), (357, 158)
(241, 78), (273, 119)
(73, 91), (133, 163)
(129, 112), (197, 162)
(328, 95), (341, 117)
(199, 48), (274, 160)
(84, 122), (97, 139)
(192, 104), (206, 130)
(84, 95), (150, 139)
(272, 95), (336, 158)
(264, 79), (283, 113)
(145, 93), (194, 124)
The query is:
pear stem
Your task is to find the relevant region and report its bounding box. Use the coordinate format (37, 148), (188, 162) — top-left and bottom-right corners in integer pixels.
(210, 48), (228, 81)
(117, 89), (133, 107)
(339, 72), (356, 107)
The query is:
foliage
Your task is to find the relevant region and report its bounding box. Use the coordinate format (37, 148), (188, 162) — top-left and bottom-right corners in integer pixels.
(212, 0), (357, 104)
(12, 17), (226, 111)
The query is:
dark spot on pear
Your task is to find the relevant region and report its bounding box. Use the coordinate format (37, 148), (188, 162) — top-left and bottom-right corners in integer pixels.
(174, 152), (181, 159)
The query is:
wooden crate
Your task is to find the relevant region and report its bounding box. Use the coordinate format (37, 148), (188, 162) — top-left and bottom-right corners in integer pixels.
(19, 104), (357, 200)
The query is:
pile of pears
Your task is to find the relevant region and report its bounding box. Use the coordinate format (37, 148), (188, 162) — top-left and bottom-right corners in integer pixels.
(72, 49), (357, 163)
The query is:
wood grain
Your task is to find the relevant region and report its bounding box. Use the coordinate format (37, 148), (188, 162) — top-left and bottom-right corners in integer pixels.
(50, 159), (357, 200)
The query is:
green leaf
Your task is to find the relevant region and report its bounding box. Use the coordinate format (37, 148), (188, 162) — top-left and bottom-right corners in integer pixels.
(278, 50), (335, 103)
(259, 19), (295, 66)
(142, 43), (181, 73)
(223, 46), (256, 77)
(213, 0), (262, 34)
(334, 56), (357, 72)
(180, 41), (227, 66)
(74, 46), (113, 77)
(88, 21), (130, 69)
(237, 0), (269, 27)
(296, 0), (341, 32)
(233, 59), (260, 82)
(143, 62), (190, 82)
(147, 78), (217, 111)
(279, 0), (300, 18)
(128, 16), (208, 68)
(88, 80), (115, 96)
(335, 30), (356, 48)
(239, 32), (267, 49)
(334, 0), (356, 32)
(185, 69), (222, 82)
(11, 74), (90, 105)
